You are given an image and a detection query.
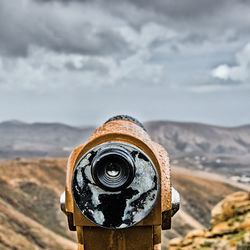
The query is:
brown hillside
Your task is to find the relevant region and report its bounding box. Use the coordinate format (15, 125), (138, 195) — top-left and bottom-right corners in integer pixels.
(0, 158), (244, 249)
(0, 158), (77, 249)
(172, 167), (241, 227)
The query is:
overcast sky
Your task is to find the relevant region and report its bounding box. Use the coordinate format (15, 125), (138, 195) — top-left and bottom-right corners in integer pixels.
(0, 0), (250, 126)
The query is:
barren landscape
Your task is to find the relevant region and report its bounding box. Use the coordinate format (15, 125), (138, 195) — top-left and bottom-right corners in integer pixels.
(0, 120), (249, 249)
(1, 120), (249, 178)
(0, 157), (247, 249)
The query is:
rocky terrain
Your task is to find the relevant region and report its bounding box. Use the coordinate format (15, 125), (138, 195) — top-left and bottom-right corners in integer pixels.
(162, 166), (247, 248)
(169, 192), (250, 250)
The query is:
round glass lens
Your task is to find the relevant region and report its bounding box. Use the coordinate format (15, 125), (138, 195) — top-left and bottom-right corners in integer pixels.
(106, 163), (121, 177)
(91, 147), (135, 191)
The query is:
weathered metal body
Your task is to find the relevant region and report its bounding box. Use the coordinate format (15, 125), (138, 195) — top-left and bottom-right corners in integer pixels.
(62, 116), (178, 250)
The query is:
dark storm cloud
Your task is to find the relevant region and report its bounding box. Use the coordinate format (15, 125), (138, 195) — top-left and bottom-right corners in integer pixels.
(0, 1), (132, 58)
(1, 0), (250, 59)
(35, 0), (250, 26)
(102, 0), (250, 45)
(34, 0), (250, 35)
(118, 0), (249, 21)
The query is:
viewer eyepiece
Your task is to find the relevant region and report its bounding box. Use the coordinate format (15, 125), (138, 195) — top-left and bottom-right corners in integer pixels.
(91, 147), (135, 191)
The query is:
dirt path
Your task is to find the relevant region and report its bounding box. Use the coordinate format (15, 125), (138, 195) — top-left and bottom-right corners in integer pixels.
(173, 166), (250, 192)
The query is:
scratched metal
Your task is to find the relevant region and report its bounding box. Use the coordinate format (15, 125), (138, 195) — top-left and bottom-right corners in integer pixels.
(71, 142), (159, 229)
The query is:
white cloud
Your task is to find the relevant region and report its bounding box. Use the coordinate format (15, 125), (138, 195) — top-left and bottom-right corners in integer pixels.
(0, 44), (166, 92)
(0, 47), (107, 91)
(211, 64), (230, 80)
(0, 0), (130, 57)
(211, 43), (250, 83)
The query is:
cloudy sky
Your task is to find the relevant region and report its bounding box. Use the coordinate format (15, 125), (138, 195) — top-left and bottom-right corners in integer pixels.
(0, 0), (250, 126)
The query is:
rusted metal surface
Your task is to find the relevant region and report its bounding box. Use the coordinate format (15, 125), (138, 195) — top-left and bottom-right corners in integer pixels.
(151, 142), (172, 212)
(64, 118), (174, 249)
(153, 225), (161, 245)
(80, 226), (153, 250)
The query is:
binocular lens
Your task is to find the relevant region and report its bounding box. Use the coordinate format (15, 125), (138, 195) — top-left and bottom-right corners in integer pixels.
(106, 163), (121, 177)
(91, 148), (135, 191)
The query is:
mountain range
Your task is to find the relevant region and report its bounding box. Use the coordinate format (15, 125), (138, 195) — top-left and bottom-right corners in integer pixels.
(0, 119), (249, 176)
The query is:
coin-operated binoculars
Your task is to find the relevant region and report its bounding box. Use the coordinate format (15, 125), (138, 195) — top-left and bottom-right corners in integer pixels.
(61, 115), (179, 250)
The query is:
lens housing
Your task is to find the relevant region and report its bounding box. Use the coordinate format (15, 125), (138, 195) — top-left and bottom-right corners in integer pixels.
(91, 147), (135, 191)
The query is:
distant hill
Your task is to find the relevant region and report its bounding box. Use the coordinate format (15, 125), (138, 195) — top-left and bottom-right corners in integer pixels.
(144, 121), (250, 156)
(144, 121), (250, 176)
(0, 120), (94, 160)
(0, 119), (250, 176)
